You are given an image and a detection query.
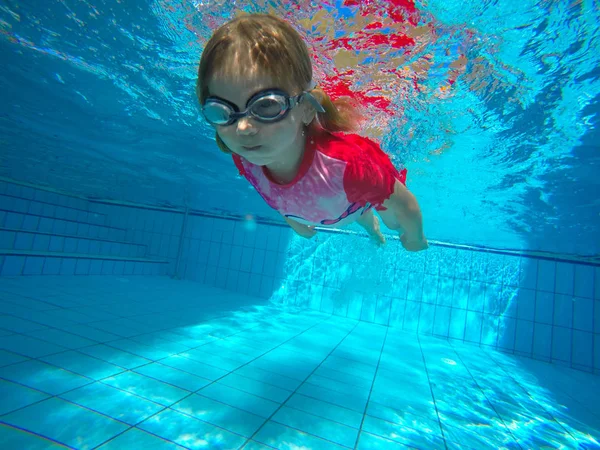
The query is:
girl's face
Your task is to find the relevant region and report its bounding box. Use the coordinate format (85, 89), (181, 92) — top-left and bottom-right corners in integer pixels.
(207, 72), (310, 167)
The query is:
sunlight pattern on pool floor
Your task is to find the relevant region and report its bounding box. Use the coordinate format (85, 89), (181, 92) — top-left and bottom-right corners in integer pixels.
(0, 276), (598, 449)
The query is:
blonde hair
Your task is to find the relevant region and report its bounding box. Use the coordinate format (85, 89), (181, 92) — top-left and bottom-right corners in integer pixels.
(196, 13), (361, 153)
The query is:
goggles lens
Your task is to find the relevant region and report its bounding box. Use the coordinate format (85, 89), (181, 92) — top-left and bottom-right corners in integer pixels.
(202, 90), (294, 126)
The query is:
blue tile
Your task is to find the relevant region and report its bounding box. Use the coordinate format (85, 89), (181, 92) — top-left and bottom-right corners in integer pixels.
(240, 247), (254, 272)
(74, 258), (93, 275)
(0, 379), (50, 415)
(90, 259), (103, 275)
(553, 294), (573, 328)
(555, 263), (574, 295)
(42, 258), (62, 275)
(22, 215), (40, 230)
(433, 305), (451, 337)
(467, 282), (485, 312)
(417, 303), (435, 335)
(402, 301), (420, 332)
(448, 308), (467, 340)
(41, 351), (124, 380)
(470, 253), (488, 282)
(360, 297), (376, 322)
(574, 265), (594, 298)
(551, 326), (572, 362)
(4, 212), (24, 229)
(14, 232), (34, 250)
(139, 408), (245, 449)
(0, 349), (29, 367)
(214, 268), (228, 288)
(452, 280), (469, 309)
(124, 261), (135, 275)
(259, 276), (274, 298)
(102, 371), (188, 406)
(572, 330), (593, 369)
(2, 397), (128, 449)
(248, 273), (262, 297)
(594, 335), (600, 372)
(573, 296), (593, 332)
(0, 359), (91, 395)
(251, 248), (266, 274)
(60, 258), (76, 275)
(535, 291), (554, 324)
(88, 240), (101, 254)
(0, 422), (71, 449)
(464, 311), (483, 343)
(33, 234), (50, 251)
(266, 228), (281, 251)
(407, 272), (424, 301)
(374, 296), (391, 326)
(272, 405), (358, 448)
(595, 300), (600, 334)
(254, 421), (348, 450)
(219, 373), (291, 403)
(1, 256), (25, 276)
(96, 426), (185, 450)
(173, 393), (264, 437)
(199, 382), (280, 418)
(532, 323), (552, 360)
(237, 271), (250, 293)
(537, 260), (556, 292)
(422, 274), (438, 303)
(514, 319), (534, 355)
(0, 334), (67, 358)
(101, 260), (115, 275)
(61, 382), (163, 425)
(515, 289), (535, 321)
(38, 217), (55, 233)
(208, 242), (220, 265)
(297, 382), (367, 412)
(362, 414), (445, 448)
(0, 230), (16, 248)
(519, 259), (537, 289)
(23, 256), (44, 275)
(48, 236), (65, 252)
(497, 317), (516, 351)
(79, 344), (150, 370)
(64, 237), (77, 253)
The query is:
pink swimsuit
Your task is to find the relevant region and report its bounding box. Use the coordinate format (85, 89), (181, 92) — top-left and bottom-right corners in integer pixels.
(233, 130), (407, 227)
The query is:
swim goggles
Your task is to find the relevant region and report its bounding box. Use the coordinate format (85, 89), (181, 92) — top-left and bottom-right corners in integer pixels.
(202, 88), (326, 126)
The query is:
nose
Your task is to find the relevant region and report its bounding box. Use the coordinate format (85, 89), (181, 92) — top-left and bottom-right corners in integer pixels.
(236, 117), (258, 136)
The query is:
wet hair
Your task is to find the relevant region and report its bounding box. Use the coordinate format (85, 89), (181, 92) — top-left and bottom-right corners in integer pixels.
(196, 13), (360, 153)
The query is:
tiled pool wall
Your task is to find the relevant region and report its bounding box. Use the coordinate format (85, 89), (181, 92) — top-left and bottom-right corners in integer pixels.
(0, 179), (598, 374)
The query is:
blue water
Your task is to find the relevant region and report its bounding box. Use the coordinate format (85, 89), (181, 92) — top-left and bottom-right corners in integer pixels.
(1, 0), (600, 449)
(0, 0), (598, 255)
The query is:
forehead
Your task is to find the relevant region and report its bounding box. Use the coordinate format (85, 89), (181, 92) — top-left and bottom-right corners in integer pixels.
(207, 64), (295, 107)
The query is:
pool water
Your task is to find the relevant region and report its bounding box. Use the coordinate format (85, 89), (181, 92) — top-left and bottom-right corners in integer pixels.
(1, 275), (599, 449)
(1, 0), (600, 448)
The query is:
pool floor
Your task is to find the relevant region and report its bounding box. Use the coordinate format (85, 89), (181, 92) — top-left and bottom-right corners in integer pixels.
(0, 276), (598, 449)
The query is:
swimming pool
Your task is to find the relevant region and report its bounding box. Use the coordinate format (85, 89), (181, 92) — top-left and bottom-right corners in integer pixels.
(1, 0), (599, 449)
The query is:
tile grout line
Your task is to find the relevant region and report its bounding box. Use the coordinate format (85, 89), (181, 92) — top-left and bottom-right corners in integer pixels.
(352, 326), (388, 450)
(416, 334), (449, 450)
(241, 319), (362, 449)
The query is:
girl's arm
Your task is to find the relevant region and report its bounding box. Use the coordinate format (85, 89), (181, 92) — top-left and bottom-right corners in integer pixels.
(379, 181), (428, 252)
(283, 215), (318, 239)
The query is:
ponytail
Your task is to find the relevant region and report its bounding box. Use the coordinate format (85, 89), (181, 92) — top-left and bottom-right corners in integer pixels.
(310, 86), (362, 133)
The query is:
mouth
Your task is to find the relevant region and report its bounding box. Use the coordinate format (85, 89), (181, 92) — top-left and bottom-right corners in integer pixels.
(242, 145), (262, 151)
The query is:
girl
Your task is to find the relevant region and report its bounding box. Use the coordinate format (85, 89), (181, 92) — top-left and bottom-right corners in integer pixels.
(196, 14), (428, 252)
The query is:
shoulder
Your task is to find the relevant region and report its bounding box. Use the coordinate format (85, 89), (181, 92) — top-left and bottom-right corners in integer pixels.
(313, 131), (385, 162)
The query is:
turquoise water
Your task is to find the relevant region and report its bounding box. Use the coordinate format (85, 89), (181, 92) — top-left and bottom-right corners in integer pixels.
(0, 0), (598, 254)
(1, 0), (600, 449)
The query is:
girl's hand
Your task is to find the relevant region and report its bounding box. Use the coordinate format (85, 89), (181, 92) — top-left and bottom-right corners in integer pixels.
(284, 216), (318, 239)
(400, 233), (429, 252)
